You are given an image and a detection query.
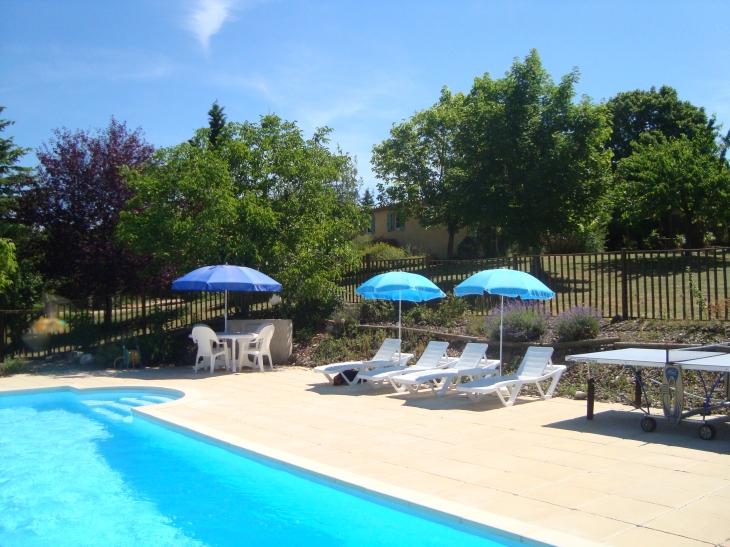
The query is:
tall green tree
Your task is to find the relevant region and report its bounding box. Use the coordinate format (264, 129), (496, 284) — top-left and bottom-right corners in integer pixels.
(372, 88), (467, 258)
(0, 107), (28, 290)
(605, 87), (727, 249)
(607, 86), (713, 167)
(459, 50), (612, 252)
(615, 133), (730, 248)
(360, 188), (375, 208)
(118, 114), (366, 318)
(208, 100), (227, 146)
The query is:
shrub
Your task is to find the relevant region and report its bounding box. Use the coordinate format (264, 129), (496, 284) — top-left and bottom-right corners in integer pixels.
(364, 242), (407, 261)
(359, 299), (395, 324)
(555, 306), (602, 342)
(465, 315), (487, 337)
(0, 358), (27, 376)
(485, 300), (548, 342)
(435, 294), (469, 325)
(326, 306), (360, 338)
(94, 343), (122, 368)
(403, 303), (435, 325)
(402, 295), (468, 327)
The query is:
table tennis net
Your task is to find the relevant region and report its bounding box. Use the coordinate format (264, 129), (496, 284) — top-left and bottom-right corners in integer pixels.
(667, 343), (730, 363)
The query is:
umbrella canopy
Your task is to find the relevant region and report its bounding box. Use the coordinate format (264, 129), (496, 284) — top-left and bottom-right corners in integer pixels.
(172, 265), (282, 292)
(454, 268), (554, 374)
(454, 269), (554, 300)
(172, 265), (282, 331)
(356, 272), (445, 341)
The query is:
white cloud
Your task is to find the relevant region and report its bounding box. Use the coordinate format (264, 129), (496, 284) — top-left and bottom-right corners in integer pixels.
(186, 0), (237, 50)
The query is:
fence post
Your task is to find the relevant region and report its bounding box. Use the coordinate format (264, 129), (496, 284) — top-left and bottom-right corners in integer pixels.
(105, 295), (113, 329)
(425, 255), (431, 280)
(141, 292), (147, 336)
(621, 247), (629, 320)
(0, 311), (5, 363)
(512, 254), (518, 271)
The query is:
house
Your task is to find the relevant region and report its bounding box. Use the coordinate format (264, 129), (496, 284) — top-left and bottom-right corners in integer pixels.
(366, 206), (468, 259)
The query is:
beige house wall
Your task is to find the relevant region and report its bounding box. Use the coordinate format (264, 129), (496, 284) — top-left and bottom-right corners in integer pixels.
(369, 209), (468, 259)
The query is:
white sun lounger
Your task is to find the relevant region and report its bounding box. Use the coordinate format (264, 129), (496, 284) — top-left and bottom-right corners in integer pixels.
(360, 341), (456, 390)
(313, 338), (414, 386)
(456, 346), (565, 406)
(389, 343), (499, 397)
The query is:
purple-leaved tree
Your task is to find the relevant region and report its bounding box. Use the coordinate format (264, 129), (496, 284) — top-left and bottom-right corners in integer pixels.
(17, 118), (158, 298)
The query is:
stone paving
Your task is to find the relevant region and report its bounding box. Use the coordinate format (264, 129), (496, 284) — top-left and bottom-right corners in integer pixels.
(2, 366), (729, 546)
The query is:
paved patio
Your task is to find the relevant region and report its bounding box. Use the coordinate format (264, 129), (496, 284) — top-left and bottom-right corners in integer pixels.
(2, 366), (729, 546)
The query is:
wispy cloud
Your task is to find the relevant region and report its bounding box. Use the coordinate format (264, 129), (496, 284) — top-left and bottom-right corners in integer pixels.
(186, 0), (237, 50)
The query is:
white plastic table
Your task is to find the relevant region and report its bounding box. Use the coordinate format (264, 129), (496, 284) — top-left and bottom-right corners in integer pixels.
(216, 332), (257, 371)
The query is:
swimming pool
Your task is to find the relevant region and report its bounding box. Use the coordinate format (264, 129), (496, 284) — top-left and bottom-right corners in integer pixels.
(0, 388), (523, 547)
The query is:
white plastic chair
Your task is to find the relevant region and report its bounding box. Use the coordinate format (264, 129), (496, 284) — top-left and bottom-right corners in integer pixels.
(192, 325), (229, 374)
(359, 341), (455, 390)
(456, 346), (565, 406)
(313, 338), (414, 386)
(389, 343), (498, 397)
(242, 324), (275, 372)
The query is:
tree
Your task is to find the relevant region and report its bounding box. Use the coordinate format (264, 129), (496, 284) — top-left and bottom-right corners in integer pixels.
(604, 86), (724, 249)
(16, 118), (155, 298)
(607, 86), (713, 167)
(372, 88), (468, 258)
(208, 101), (227, 146)
(459, 50), (612, 252)
(328, 146), (361, 205)
(360, 188), (375, 208)
(615, 133), (730, 248)
(118, 114), (366, 320)
(0, 107), (28, 290)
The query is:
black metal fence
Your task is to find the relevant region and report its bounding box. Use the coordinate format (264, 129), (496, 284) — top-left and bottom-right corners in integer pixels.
(340, 248), (730, 321)
(0, 290), (273, 362)
(4, 248), (729, 362)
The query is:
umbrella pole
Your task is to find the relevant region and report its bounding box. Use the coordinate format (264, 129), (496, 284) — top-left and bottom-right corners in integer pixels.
(499, 295), (504, 376)
(224, 290), (228, 333)
(398, 292), (402, 364)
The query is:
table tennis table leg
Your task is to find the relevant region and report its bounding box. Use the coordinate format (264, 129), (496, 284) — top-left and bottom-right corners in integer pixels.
(587, 377), (595, 420)
(634, 369), (643, 408)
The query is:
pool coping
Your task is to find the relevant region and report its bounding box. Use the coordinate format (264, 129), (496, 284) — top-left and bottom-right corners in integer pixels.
(0, 382), (601, 547)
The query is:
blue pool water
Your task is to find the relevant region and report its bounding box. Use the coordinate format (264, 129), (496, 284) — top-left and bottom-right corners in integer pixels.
(0, 389), (521, 547)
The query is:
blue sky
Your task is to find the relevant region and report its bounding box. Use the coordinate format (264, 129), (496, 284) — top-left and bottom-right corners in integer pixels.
(2, 0), (729, 193)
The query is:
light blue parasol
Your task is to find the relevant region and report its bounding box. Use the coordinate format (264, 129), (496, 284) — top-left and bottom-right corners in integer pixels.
(454, 268), (554, 374)
(356, 271), (445, 342)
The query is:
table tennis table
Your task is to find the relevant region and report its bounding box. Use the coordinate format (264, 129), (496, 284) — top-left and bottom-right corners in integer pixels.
(566, 345), (730, 440)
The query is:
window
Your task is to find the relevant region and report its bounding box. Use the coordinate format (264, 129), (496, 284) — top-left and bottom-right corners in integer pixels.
(394, 211), (406, 231)
(366, 215), (375, 234)
(387, 210), (406, 232)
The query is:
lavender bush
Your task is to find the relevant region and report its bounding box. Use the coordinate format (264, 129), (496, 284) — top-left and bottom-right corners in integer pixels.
(555, 306), (602, 342)
(485, 300), (548, 342)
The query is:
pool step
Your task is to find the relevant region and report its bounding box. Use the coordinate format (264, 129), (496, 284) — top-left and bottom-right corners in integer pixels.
(139, 395), (175, 404)
(118, 397), (156, 406)
(81, 400), (135, 423)
(79, 393), (177, 423)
